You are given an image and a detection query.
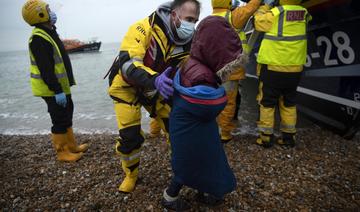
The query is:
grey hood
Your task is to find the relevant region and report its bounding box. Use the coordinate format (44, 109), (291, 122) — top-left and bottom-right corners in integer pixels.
(156, 1), (193, 46)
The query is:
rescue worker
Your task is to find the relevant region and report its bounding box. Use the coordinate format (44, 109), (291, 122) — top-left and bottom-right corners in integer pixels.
(212, 0), (262, 143)
(255, 0), (311, 147)
(22, 0), (88, 162)
(108, 0), (200, 193)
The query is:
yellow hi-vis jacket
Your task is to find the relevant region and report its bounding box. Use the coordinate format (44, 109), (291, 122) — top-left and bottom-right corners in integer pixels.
(256, 4), (311, 72)
(109, 12), (190, 99)
(29, 28), (70, 96)
(212, 0), (261, 80)
(213, 10), (250, 54)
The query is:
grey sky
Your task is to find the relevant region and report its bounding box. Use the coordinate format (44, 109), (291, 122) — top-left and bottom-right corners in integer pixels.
(0, 0), (212, 52)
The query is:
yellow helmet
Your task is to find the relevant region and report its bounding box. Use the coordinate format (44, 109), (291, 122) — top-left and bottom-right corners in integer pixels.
(211, 0), (232, 9)
(22, 0), (49, 26)
(279, 0), (303, 5)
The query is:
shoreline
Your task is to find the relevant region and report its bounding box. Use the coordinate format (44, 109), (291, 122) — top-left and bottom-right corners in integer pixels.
(1, 129), (359, 211)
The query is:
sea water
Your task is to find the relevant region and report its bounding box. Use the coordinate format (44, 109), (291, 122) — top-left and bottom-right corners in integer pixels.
(0, 43), (327, 137)
(0, 43), (156, 135)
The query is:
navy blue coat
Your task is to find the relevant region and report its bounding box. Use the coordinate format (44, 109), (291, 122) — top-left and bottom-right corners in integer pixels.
(169, 72), (236, 198)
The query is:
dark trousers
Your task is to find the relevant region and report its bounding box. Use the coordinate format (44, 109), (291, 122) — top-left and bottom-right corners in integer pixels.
(259, 65), (302, 107)
(42, 95), (73, 134)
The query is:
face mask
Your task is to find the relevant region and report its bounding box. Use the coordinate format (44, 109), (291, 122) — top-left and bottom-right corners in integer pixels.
(174, 13), (195, 40)
(49, 11), (57, 25)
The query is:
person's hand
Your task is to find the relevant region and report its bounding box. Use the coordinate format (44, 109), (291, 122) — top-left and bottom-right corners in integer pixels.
(263, 0), (275, 5)
(154, 67), (174, 99)
(55, 92), (67, 108)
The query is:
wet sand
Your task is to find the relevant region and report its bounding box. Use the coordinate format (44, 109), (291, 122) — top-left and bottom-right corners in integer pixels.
(0, 129), (359, 211)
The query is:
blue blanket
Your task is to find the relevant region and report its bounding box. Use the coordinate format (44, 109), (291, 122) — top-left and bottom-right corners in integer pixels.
(169, 71), (236, 198)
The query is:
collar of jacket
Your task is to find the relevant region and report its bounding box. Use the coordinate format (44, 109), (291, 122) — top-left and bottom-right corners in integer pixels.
(34, 24), (58, 37)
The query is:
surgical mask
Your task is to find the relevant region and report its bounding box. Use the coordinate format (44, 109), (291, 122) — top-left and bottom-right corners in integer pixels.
(49, 11), (57, 25)
(174, 13), (195, 40)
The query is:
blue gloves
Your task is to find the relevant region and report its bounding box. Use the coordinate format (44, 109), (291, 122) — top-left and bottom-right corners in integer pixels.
(154, 67), (174, 99)
(263, 0), (275, 5)
(55, 92), (67, 108)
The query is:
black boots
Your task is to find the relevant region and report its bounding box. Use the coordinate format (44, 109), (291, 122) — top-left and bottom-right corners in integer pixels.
(277, 132), (296, 147)
(195, 192), (223, 206)
(161, 189), (190, 211)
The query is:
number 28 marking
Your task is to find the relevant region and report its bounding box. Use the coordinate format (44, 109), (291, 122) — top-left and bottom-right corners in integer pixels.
(305, 31), (355, 67)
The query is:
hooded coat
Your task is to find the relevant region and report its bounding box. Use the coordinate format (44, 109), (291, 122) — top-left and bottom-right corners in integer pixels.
(170, 16), (244, 198)
(180, 16), (243, 87)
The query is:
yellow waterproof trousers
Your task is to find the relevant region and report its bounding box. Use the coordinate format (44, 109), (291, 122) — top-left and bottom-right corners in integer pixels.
(109, 74), (171, 192)
(257, 81), (297, 135)
(149, 118), (162, 137)
(218, 80), (239, 141)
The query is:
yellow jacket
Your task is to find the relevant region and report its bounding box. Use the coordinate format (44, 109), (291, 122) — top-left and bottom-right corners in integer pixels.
(29, 28), (70, 96)
(212, 0), (261, 80)
(255, 4), (311, 72)
(109, 11), (191, 99)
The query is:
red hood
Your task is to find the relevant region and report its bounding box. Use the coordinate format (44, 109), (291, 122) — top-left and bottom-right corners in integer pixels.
(190, 16), (242, 74)
(180, 16), (243, 88)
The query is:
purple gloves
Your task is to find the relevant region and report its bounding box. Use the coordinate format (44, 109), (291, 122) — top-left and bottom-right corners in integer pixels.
(154, 67), (174, 99)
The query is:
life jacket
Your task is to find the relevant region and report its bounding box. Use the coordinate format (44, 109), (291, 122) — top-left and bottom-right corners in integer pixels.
(108, 12), (191, 87)
(29, 27), (70, 96)
(257, 5), (309, 69)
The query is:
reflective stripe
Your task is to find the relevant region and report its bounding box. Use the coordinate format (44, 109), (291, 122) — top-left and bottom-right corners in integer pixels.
(53, 49), (63, 64)
(34, 31), (63, 64)
(54, 56), (63, 64)
(263, 34), (307, 41)
(120, 151), (141, 161)
(280, 124), (296, 133)
(30, 55), (62, 65)
(121, 57), (143, 78)
(30, 73), (42, 79)
(280, 124), (296, 130)
(278, 6), (285, 37)
(31, 72), (67, 79)
(258, 127), (274, 134)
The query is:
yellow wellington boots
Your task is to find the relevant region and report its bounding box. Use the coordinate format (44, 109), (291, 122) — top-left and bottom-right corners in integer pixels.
(119, 159), (139, 193)
(256, 133), (275, 148)
(221, 131), (233, 144)
(149, 119), (161, 138)
(51, 133), (83, 162)
(66, 127), (89, 153)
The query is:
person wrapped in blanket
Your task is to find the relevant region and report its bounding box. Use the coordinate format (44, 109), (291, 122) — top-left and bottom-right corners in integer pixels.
(161, 15), (248, 211)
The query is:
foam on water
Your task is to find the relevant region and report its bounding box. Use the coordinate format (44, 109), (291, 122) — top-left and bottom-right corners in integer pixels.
(0, 113), (45, 120)
(74, 113), (116, 121)
(0, 128), (118, 135)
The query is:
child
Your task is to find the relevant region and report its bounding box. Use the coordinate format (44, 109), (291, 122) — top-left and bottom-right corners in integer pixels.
(161, 15), (248, 210)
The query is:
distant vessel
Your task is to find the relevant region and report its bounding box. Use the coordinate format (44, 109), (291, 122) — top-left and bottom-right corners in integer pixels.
(62, 39), (101, 53)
